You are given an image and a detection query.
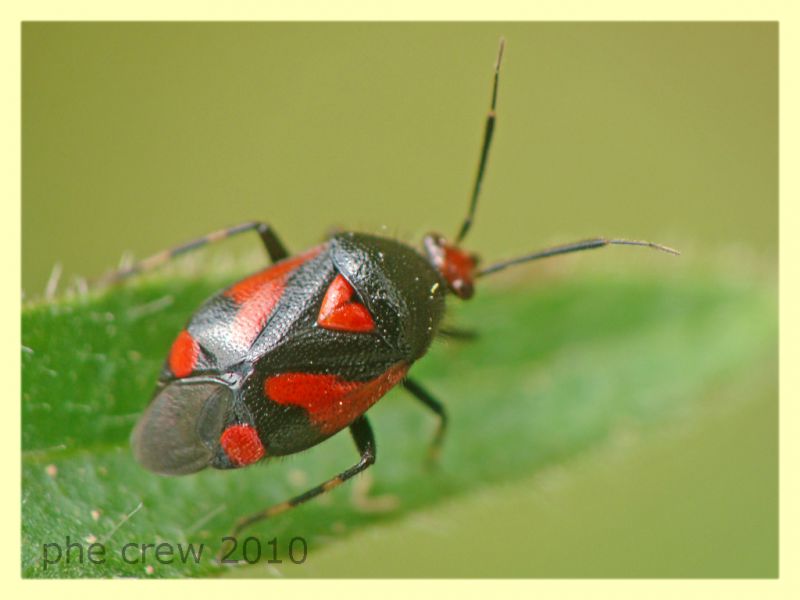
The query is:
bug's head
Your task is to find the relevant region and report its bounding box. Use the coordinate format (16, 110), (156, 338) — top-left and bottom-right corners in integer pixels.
(423, 41), (679, 300)
(423, 233), (480, 300)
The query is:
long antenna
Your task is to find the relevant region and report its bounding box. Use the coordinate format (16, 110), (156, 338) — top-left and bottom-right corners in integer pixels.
(455, 38), (505, 245)
(477, 237), (680, 277)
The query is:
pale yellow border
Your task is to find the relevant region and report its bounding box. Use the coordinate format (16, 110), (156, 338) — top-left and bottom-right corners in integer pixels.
(4, 0), (796, 598)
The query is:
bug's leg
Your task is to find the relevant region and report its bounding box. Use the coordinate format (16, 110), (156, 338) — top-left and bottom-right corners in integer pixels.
(219, 416), (376, 561)
(438, 326), (478, 341)
(401, 378), (448, 463)
(100, 221), (289, 284)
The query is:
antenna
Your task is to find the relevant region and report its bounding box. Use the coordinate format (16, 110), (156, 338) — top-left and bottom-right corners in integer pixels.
(477, 237), (680, 278)
(455, 38), (505, 245)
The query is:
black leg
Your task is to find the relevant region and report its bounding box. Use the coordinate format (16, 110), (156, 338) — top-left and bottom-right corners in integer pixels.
(402, 378), (448, 463)
(219, 416), (376, 559)
(438, 326), (478, 341)
(100, 221), (289, 284)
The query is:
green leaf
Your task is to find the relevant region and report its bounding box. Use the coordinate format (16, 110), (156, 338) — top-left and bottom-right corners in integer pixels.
(21, 262), (776, 578)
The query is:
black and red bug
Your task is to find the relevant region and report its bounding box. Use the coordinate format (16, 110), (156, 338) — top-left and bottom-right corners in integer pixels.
(106, 40), (677, 544)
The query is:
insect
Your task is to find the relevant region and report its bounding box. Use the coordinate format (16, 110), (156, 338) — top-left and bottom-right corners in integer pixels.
(109, 40), (677, 546)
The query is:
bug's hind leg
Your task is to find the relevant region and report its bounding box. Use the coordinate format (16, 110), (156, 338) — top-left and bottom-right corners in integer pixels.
(218, 415), (376, 562)
(100, 221), (289, 284)
(402, 378), (448, 464)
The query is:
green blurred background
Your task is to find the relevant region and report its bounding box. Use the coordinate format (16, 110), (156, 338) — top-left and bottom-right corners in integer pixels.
(22, 22), (777, 577)
(22, 22), (776, 292)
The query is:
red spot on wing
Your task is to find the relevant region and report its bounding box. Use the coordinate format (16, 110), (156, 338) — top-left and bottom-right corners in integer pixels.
(224, 247), (322, 347)
(168, 329), (199, 378)
(317, 274), (376, 333)
(265, 364), (408, 434)
(220, 424), (266, 466)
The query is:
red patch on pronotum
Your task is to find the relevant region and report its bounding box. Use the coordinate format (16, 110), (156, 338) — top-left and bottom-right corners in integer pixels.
(265, 364), (408, 434)
(317, 274), (376, 333)
(168, 329), (199, 378)
(224, 247), (322, 347)
(220, 424), (266, 466)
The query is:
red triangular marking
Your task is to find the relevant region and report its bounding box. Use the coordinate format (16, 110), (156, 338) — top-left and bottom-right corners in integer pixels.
(317, 274), (376, 333)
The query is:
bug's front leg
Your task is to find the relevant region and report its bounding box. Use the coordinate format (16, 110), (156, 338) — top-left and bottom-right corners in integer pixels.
(438, 326), (478, 341)
(217, 415), (376, 563)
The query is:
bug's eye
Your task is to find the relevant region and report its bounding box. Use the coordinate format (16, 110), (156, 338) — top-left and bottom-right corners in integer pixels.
(317, 273), (376, 333)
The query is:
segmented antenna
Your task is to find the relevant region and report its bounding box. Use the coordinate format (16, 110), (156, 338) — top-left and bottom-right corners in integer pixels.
(455, 38), (505, 245)
(477, 238), (680, 277)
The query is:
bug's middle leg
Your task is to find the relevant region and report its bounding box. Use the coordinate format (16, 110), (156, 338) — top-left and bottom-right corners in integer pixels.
(221, 415), (376, 556)
(401, 378), (448, 463)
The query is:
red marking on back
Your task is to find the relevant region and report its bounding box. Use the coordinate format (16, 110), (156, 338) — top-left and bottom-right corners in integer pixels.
(168, 329), (199, 378)
(265, 364), (408, 434)
(224, 247), (322, 347)
(220, 423), (266, 466)
(317, 274), (376, 333)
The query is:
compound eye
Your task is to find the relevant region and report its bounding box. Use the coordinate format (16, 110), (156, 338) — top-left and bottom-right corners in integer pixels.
(317, 273), (376, 333)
